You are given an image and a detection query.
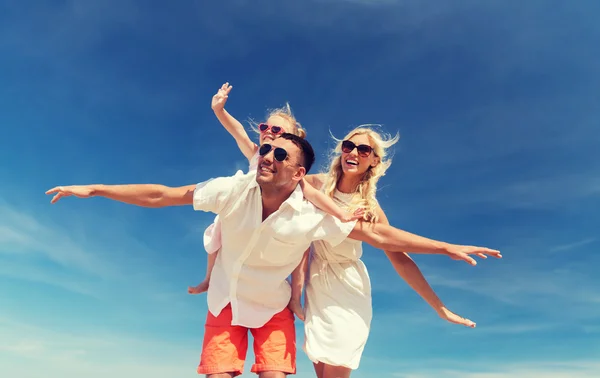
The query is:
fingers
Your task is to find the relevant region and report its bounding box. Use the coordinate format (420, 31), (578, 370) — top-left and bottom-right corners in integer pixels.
(476, 253), (488, 259)
(45, 187), (60, 195)
(51, 192), (64, 204)
(461, 253), (477, 266)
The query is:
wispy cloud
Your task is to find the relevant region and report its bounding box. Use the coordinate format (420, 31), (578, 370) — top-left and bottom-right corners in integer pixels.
(550, 238), (597, 253)
(0, 202), (117, 279)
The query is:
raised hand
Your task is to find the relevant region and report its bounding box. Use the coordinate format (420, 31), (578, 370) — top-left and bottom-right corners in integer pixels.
(45, 185), (95, 204)
(445, 244), (502, 266)
(211, 82), (232, 112)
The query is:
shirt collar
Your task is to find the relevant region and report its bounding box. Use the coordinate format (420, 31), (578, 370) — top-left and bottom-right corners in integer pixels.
(250, 174), (305, 212)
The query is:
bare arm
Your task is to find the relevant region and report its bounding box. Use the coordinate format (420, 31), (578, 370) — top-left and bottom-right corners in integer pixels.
(211, 84), (257, 161)
(289, 248), (310, 321)
(348, 218), (501, 265)
(291, 248), (309, 302)
(376, 208), (445, 312)
(300, 178), (361, 222)
(214, 109), (257, 161)
(46, 184), (196, 208)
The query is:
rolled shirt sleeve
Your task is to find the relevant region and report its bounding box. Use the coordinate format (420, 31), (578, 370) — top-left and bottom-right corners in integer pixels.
(193, 170), (250, 214)
(310, 214), (357, 247)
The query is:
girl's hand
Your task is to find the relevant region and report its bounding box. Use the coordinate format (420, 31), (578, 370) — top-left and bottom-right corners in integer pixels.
(342, 207), (366, 222)
(211, 82), (232, 112)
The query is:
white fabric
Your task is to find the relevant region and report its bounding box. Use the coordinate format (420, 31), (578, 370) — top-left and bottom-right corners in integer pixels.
(193, 171), (357, 328)
(304, 189), (372, 370)
(203, 151), (259, 254)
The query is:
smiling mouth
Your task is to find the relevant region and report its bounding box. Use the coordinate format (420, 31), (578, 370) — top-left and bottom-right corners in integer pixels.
(345, 159), (358, 166)
(260, 164), (275, 173)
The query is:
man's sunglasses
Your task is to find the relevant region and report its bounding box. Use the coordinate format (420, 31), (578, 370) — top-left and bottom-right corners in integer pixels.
(341, 140), (373, 157)
(259, 143), (289, 162)
(258, 123), (283, 135)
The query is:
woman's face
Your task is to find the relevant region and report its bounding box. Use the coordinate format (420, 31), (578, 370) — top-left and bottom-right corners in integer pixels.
(340, 133), (378, 176)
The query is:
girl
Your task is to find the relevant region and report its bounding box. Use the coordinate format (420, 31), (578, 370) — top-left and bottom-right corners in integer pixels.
(187, 83), (363, 295)
(293, 126), (476, 378)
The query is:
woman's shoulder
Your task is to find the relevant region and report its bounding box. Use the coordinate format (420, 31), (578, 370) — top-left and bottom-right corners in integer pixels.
(305, 173), (328, 190)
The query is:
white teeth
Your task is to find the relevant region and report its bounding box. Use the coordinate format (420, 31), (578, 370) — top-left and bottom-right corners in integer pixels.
(346, 160), (358, 165)
(260, 166), (274, 173)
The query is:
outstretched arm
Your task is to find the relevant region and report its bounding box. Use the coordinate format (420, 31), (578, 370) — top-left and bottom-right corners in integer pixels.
(348, 219), (501, 266)
(376, 208), (475, 327)
(300, 178), (363, 222)
(45, 184), (195, 208)
(212, 83), (258, 161)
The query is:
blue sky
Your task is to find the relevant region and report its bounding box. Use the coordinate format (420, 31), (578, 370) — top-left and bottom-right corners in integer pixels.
(1, 0), (599, 377)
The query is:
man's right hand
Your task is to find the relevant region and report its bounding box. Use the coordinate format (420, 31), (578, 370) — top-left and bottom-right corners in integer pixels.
(211, 82), (232, 112)
(46, 185), (95, 204)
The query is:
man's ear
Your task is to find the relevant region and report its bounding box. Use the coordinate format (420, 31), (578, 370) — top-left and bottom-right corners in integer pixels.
(292, 166), (307, 182)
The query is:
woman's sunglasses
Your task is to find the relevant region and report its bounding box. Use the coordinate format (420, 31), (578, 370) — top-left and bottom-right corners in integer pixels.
(258, 123), (283, 135)
(259, 143), (289, 162)
(341, 140), (373, 157)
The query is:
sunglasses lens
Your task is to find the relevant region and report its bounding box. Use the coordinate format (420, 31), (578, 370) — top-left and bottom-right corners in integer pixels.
(271, 126), (282, 134)
(357, 145), (372, 156)
(259, 144), (272, 156)
(259, 123), (269, 132)
(341, 140), (355, 153)
(273, 147), (288, 162)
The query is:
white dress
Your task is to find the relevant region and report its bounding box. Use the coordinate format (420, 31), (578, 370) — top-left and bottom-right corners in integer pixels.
(304, 189), (372, 370)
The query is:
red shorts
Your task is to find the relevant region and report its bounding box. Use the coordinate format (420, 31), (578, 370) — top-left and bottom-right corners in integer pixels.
(197, 304), (296, 376)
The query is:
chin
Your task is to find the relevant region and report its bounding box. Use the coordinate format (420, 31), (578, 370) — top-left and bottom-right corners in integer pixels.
(341, 166), (363, 176)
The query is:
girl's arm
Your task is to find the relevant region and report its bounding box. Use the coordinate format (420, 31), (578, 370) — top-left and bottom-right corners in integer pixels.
(374, 207), (476, 327)
(300, 178), (362, 222)
(212, 83), (258, 161)
(289, 248), (310, 321)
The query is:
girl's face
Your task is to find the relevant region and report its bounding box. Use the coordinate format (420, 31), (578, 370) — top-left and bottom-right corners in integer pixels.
(259, 115), (295, 145)
(340, 133), (379, 176)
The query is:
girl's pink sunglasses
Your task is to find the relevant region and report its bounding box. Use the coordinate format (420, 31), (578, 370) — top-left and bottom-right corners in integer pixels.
(259, 123), (283, 134)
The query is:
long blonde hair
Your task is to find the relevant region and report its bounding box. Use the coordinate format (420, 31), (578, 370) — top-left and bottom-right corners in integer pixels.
(250, 102), (307, 138)
(323, 125), (399, 223)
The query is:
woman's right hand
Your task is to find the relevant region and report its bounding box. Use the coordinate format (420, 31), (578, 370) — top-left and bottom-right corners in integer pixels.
(211, 82), (232, 112)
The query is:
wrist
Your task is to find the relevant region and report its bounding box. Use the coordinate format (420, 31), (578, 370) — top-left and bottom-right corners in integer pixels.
(438, 242), (453, 255)
(89, 184), (103, 197)
(213, 108), (226, 116)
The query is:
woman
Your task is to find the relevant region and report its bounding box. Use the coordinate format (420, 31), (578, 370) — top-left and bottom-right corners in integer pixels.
(292, 126), (476, 378)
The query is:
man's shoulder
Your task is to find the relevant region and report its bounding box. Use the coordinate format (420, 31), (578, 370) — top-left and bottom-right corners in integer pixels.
(294, 197), (330, 220)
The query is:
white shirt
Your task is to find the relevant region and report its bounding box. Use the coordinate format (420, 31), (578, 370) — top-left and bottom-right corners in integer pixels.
(193, 171), (356, 328)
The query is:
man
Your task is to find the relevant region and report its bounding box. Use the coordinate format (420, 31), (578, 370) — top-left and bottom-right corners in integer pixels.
(46, 133), (500, 378)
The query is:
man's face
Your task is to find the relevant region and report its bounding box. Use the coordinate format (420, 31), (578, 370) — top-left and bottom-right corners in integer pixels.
(256, 137), (305, 188)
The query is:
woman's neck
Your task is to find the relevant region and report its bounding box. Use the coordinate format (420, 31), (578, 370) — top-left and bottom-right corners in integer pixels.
(336, 173), (362, 194)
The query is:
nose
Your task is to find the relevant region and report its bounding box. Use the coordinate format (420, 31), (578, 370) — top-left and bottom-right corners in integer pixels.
(261, 150), (274, 164)
(346, 147), (359, 158)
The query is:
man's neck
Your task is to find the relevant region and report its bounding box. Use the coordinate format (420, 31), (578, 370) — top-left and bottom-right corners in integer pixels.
(260, 185), (295, 221)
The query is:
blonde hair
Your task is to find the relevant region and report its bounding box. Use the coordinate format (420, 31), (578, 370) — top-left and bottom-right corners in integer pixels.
(250, 102), (307, 139)
(323, 125), (399, 223)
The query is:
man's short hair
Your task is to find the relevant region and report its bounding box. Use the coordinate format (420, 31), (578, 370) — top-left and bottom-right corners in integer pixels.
(279, 133), (315, 173)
